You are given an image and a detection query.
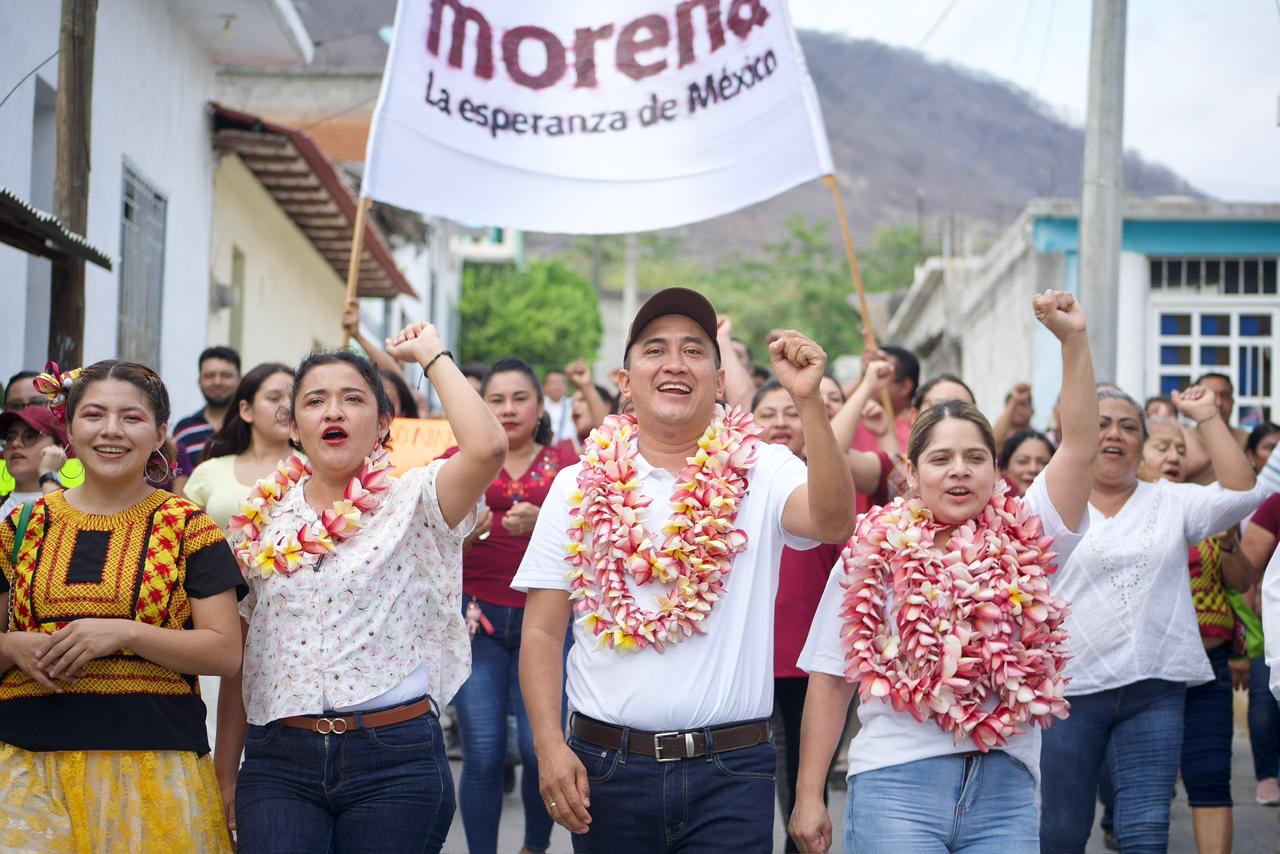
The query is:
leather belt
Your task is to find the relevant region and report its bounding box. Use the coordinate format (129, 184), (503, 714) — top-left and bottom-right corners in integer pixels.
(570, 713), (769, 762)
(280, 697), (432, 735)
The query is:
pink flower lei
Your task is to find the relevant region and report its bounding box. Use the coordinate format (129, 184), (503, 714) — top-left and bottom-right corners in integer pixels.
(565, 405), (761, 654)
(839, 481), (1071, 750)
(228, 447), (394, 578)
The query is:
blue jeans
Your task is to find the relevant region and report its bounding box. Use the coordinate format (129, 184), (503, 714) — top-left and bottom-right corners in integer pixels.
(1249, 657), (1280, 780)
(1180, 644), (1233, 807)
(845, 752), (1038, 853)
(1040, 679), (1186, 854)
(453, 598), (553, 854)
(235, 702), (454, 853)
(566, 722), (776, 853)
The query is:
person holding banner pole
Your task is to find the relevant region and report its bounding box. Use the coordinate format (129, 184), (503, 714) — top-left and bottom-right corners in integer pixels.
(514, 287), (856, 853)
(444, 357), (578, 854)
(221, 332), (506, 854)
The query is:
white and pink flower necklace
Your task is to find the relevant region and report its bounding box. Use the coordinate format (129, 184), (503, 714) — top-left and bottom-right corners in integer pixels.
(228, 448), (394, 578)
(839, 480), (1071, 750)
(565, 405), (760, 653)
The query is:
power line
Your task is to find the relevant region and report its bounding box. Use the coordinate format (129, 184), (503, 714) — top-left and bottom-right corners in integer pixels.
(0, 50), (58, 113)
(918, 0), (961, 48)
(1033, 0), (1057, 98)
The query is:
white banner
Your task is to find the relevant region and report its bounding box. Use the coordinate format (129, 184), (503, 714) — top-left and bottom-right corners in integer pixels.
(362, 0), (834, 234)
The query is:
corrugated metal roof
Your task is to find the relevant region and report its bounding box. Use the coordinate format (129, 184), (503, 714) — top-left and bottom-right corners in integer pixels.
(0, 188), (112, 270)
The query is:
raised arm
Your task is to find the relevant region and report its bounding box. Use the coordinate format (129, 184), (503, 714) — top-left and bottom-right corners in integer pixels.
(774, 331), (857, 543)
(344, 297), (403, 375)
(1034, 291), (1098, 532)
(993, 383), (1033, 448)
(716, 316), (755, 411)
(1173, 385), (1255, 491)
(566, 360), (610, 435)
(830, 359), (894, 494)
(386, 322), (507, 528)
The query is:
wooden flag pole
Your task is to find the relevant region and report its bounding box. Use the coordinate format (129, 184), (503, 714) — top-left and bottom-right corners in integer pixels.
(822, 174), (897, 423)
(342, 196), (373, 348)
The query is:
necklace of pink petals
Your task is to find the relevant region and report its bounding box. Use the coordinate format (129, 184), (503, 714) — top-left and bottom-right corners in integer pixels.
(228, 447), (394, 578)
(839, 480), (1071, 750)
(565, 405), (760, 654)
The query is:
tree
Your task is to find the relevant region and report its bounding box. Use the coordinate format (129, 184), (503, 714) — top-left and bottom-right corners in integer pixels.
(698, 216), (863, 358)
(459, 259), (602, 375)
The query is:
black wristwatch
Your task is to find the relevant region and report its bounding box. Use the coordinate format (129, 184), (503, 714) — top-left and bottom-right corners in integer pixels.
(38, 471), (62, 489)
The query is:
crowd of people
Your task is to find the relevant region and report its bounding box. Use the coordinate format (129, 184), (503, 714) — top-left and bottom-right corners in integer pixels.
(1, 286), (1280, 853)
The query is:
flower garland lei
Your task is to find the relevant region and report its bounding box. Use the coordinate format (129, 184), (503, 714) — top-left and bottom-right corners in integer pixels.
(228, 448), (393, 578)
(565, 405), (760, 654)
(839, 480), (1071, 750)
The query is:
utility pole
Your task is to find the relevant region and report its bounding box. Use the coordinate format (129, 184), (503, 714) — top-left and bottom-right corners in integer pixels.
(49, 0), (97, 367)
(1079, 0), (1126, 380)
(622, 233), (638, 335)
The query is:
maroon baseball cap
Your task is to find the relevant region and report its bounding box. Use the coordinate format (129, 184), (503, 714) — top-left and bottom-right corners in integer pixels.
(624, 287), (720, 360)
(0, 405), (70, 448)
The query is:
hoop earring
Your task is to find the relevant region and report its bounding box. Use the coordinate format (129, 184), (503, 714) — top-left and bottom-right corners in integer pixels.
(144, 448), (172, 485)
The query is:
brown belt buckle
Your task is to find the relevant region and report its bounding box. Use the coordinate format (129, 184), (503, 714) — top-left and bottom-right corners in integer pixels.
(653, 730), (695, 762)
(314, 717), (350, 734)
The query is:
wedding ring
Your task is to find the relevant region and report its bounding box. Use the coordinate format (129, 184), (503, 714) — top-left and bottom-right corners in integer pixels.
(549, 801), (557, 809)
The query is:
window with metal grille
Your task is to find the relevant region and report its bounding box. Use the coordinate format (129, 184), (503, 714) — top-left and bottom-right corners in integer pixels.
(1149, 256), (1278, 295)
(1151, 304), (1276, 425)
(118, 164), (167, 368)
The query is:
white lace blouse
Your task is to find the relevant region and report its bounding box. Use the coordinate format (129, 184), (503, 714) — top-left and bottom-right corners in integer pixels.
(1056, 476), (1270, 695)
(238, 459), (474, 725)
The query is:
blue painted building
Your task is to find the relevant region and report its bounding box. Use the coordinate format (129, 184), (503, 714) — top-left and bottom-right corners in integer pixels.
(885, 198), (1280, 429)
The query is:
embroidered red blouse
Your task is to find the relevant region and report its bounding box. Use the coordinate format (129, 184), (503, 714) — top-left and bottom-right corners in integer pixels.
(442, 441), (579, 608)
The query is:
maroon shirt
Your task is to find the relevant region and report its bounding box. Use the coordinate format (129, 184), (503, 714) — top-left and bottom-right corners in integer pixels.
(774, 542), (843, 678)
(442, 441), (579, 608)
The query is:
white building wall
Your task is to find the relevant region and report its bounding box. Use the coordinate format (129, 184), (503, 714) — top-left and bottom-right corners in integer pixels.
(208, 155), (346, 369)
(0, 5), (60, 376)
(0, 0), (217, 418)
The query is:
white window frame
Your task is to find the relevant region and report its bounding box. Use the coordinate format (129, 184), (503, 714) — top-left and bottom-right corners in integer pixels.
(1148, 295), (1278, 424)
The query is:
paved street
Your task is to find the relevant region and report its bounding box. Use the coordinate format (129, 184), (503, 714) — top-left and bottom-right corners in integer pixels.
(443, 730), (1280, 853)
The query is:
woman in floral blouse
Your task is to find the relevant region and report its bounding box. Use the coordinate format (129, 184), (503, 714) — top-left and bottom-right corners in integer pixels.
(444, 357), (578, 854)
(216, 323), (506, 853)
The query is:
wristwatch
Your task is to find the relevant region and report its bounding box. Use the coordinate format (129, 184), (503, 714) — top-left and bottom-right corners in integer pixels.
(38, 471), (62, 489)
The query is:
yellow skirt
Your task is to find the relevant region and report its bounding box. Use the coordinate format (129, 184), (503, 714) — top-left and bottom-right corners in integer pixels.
(0, 743), (232, 853)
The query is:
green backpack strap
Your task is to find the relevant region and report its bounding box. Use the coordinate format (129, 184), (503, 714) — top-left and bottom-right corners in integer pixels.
(11, 499), (36, 567)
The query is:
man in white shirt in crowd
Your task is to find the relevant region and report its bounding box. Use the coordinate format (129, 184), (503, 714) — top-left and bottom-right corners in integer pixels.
(543, 368), (576, 446)
(514, 288), (856, 853)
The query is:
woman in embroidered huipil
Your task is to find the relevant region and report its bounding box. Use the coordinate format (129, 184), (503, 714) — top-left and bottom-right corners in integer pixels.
(0, 361), (246, 853)
(218, 326), (506, 854)
(443, 357), (577, 854)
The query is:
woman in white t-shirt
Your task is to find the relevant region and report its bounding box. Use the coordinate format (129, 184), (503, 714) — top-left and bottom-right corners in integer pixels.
(789, 291), (1098, 853)
(1038, 384), (1271, 853)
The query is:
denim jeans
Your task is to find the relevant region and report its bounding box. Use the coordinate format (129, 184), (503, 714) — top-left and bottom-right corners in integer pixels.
(1249, 657), (1280, 780)
(566, 723), (776, 853)
(844, 751), (1038, 853)
(1040, 679), (1186, 854)
(453, 598), (553, 854)
(1180, 644), (1233, 807)
(235, 702), (454, 854)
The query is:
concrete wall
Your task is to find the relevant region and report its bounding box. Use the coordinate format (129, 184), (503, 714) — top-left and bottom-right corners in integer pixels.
(208, 155), (346, 369)
(0, 0), (217, 418)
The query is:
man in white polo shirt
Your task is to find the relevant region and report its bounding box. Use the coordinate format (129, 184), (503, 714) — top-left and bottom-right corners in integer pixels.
(514, 288), (855, 852)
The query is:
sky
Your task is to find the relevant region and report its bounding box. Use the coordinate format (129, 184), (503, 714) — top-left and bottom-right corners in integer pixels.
(787, 0), (1280, 202)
